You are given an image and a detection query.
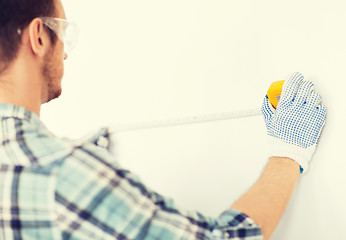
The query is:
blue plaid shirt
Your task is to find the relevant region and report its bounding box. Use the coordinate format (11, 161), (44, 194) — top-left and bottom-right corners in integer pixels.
(0, 104), (263, 240)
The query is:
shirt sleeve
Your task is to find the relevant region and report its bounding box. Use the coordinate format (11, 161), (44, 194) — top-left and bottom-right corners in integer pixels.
(55, 132), (263, 240)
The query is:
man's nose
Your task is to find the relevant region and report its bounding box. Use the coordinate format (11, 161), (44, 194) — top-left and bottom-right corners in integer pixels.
(64, 53), (68, 60)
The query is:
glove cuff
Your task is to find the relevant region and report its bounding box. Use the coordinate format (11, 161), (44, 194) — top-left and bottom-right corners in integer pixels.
(267, 136), (316, 174)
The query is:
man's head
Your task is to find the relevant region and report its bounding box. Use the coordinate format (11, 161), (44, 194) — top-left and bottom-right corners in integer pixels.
(0, 0), (69, 104)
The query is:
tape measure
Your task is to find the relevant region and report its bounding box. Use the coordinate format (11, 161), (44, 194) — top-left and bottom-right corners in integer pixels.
(109, 81), (284, 133)
(267, 80), (285, 109)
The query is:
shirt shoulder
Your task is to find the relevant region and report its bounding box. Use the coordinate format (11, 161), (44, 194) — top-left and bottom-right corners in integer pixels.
(0, 112), (114, 169)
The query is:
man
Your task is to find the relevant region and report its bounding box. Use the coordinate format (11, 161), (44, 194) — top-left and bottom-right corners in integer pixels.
(0, 0), (327, 239)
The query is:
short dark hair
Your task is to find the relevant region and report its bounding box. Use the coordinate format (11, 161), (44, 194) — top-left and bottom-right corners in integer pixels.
(0, 0), (57, 73)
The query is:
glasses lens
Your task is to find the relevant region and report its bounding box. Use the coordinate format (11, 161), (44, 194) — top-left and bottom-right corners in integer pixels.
(41, 17), (78, 53)
(62, 21), (78, 53)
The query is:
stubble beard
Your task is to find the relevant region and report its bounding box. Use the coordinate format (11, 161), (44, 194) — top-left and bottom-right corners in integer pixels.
(42, 47), (63, 103)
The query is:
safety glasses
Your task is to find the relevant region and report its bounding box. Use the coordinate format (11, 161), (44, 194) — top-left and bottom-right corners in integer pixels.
(40, 17), (78, 53)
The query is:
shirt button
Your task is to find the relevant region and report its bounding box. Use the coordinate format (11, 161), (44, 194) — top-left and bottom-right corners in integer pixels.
(96, 136), (109, 148)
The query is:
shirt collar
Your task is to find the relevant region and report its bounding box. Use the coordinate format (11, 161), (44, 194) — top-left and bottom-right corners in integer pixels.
(0, 103), (46, 129)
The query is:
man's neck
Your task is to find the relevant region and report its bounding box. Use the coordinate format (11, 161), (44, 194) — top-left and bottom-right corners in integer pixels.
(0, 57), (42, 116)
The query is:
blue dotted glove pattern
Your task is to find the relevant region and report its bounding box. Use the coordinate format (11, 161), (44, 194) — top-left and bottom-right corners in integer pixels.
(262, 72), (327, 149)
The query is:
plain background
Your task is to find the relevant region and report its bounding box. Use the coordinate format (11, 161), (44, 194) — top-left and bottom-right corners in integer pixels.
(41, 0), (346, 239)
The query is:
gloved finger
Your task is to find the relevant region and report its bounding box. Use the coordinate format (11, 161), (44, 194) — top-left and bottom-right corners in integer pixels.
(314, 103), (327, 143)
(261, 95), (275, 123)
(306, 90), (322, 107)
(294, 81), (315, 106)
(317, 102), (327, 113)
(279, 72), (304, 106)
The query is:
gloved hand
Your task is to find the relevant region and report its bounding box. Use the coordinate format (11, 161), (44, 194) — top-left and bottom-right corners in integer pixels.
(261, 72), (327, 174)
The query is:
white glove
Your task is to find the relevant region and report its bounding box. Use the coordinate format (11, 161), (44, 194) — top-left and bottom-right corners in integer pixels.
(261, 72), (327, 174)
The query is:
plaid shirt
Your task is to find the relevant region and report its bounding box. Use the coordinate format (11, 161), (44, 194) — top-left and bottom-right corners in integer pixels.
(0, 104), (263, 240)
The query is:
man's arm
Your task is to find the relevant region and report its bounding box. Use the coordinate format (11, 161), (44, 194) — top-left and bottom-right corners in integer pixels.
(231, 157), (300, 240)
(235, 72), (327, 239)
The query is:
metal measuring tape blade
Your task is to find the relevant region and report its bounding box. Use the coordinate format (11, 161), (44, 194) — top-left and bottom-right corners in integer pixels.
(109, 81), (284, 134)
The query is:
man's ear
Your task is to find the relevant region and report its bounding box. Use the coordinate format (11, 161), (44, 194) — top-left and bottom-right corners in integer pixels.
(28, 18), (50, 57)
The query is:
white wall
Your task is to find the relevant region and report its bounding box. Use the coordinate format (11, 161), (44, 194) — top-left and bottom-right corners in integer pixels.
(41, 0), (346, 239)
